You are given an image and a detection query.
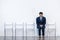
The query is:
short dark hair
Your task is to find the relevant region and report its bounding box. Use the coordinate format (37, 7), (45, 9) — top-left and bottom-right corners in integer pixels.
(39, 12), (43, 14)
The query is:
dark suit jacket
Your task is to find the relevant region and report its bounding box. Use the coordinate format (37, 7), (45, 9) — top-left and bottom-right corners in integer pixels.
(36, 16), (46, 29)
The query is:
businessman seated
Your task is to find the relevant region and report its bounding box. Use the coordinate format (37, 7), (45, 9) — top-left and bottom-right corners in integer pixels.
(36, 12), (46, 38)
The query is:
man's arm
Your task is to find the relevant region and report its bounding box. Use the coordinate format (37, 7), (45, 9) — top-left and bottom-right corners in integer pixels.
(36, 17), (39, 28)
(43, 17), (46, 25)
(36, 17), (38, 25)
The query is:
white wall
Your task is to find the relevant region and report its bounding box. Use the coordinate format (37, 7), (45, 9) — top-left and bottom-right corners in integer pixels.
(0, 0), (60, 36)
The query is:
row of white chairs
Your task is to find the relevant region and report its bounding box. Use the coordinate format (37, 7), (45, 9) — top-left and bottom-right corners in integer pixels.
(4, 23), (56, 40)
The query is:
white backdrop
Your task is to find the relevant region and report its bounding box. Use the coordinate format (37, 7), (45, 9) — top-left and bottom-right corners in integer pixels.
(0, 0), (60, 36)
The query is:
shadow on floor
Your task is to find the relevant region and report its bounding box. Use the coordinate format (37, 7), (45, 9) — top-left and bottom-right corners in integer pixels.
(0, 36), (59, 40)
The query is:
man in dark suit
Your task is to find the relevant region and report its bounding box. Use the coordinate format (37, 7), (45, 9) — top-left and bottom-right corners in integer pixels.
(36, 12), (46, 38)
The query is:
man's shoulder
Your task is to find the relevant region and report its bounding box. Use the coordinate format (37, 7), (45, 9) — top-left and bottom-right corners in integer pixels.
(36, 17), (40, 19)
(43, 16), (46, 18)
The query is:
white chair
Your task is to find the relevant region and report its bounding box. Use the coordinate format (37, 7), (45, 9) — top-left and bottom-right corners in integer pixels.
(15, 23), (24, 40)
(4, 23), (13, 40)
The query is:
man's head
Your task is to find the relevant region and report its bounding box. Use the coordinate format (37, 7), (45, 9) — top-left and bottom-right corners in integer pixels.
(39, 12), (43, 17)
